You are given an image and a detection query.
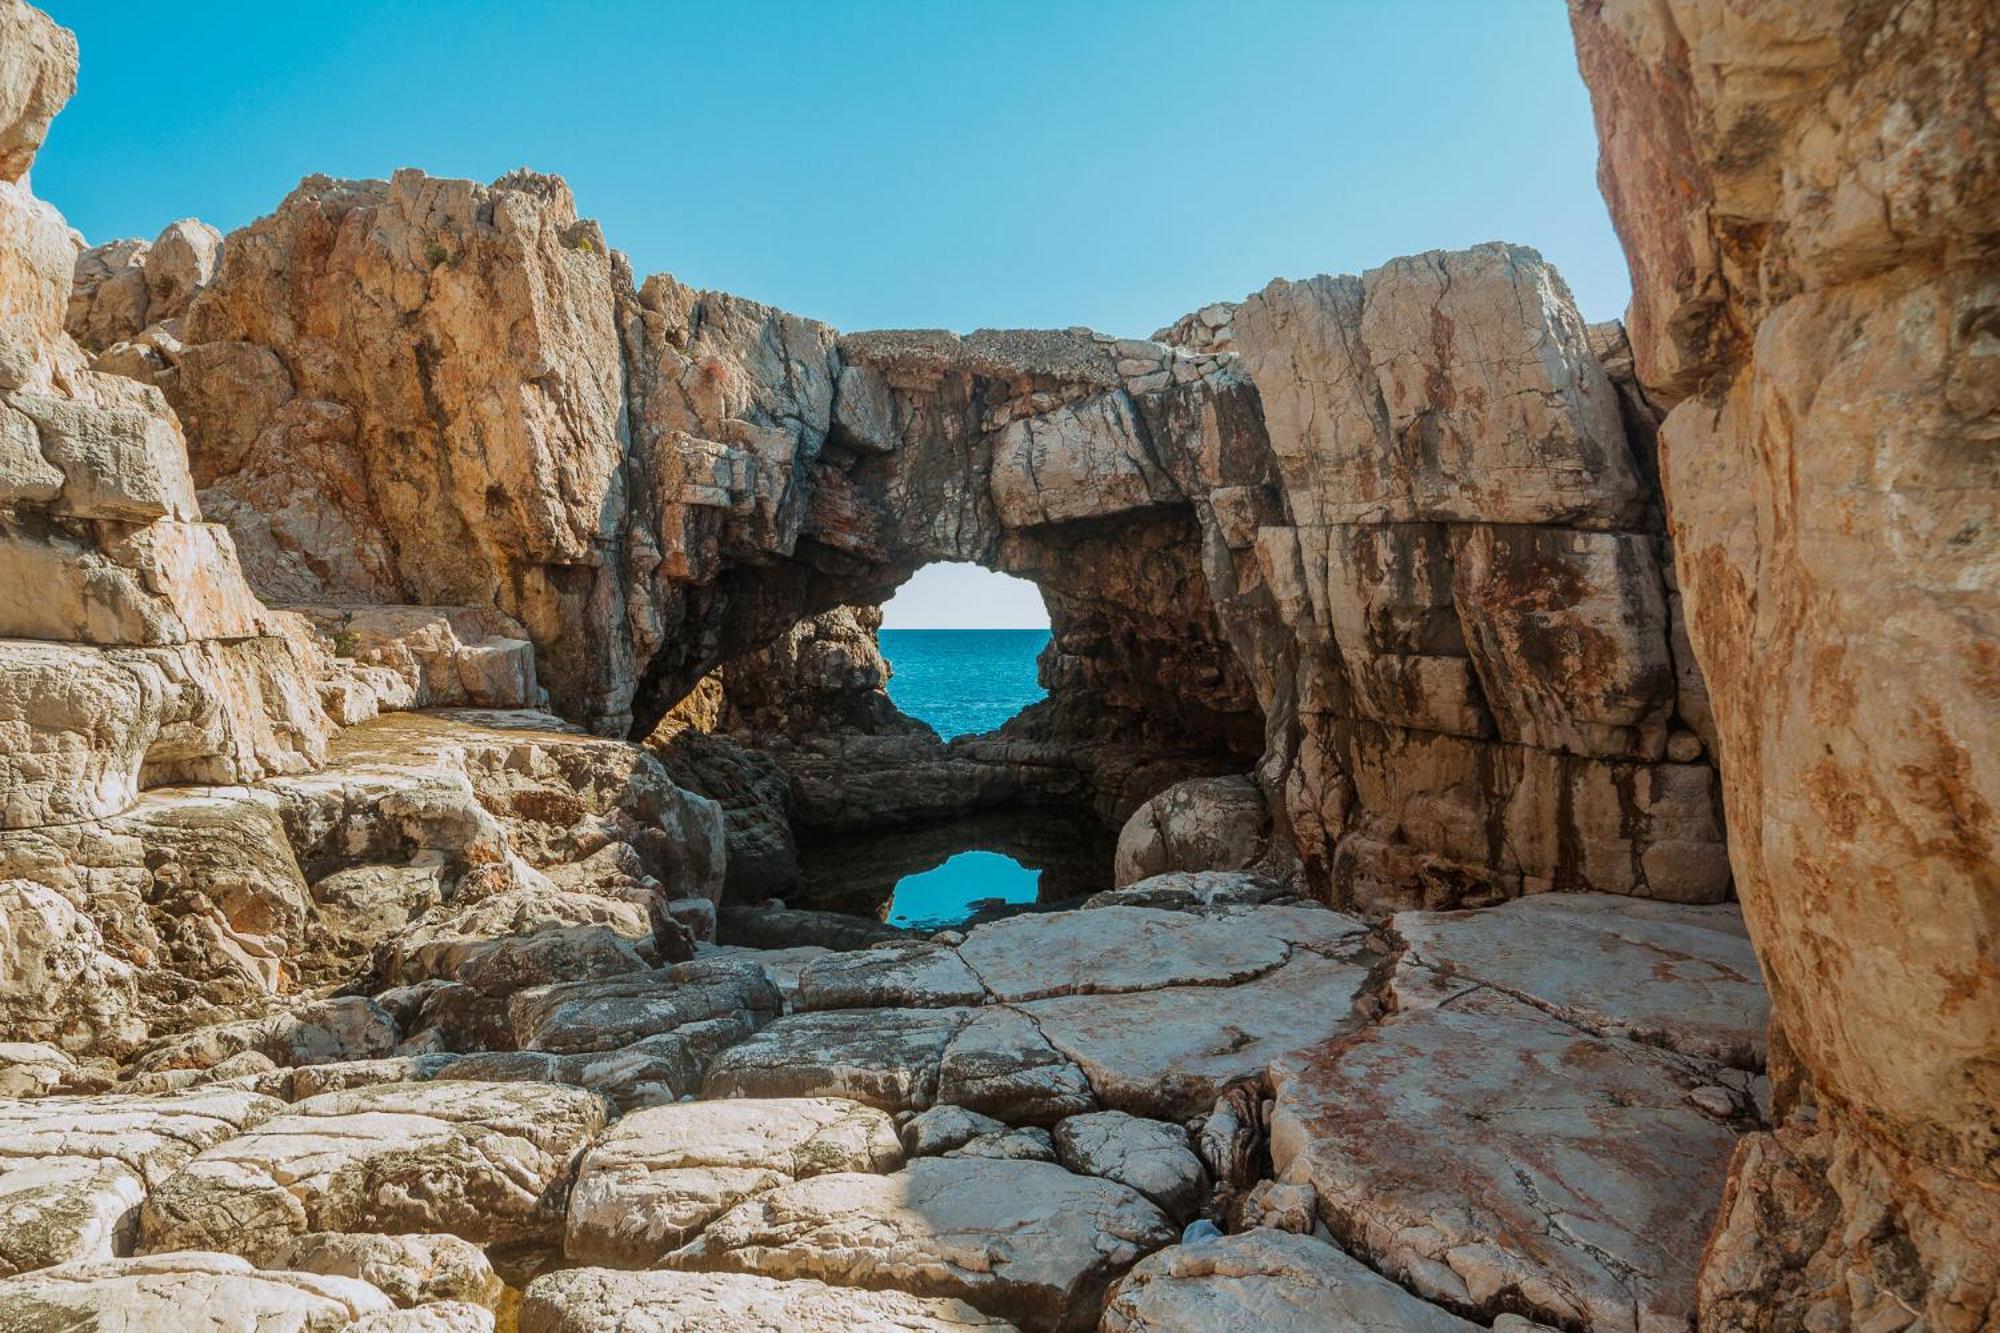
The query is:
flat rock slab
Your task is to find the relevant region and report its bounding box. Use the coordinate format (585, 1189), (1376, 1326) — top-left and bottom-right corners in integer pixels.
(698, 944), (832, 1010)
(0, 1251), (395, 1330)
(0, 1088), (282, 1185)
(955, 906), (1290, 1002)
(140, 1080), (608, 1260)
(520, 1266), (1016, 1332)
(1209, 902), (1370, 956)
(934, 1006), (1097, 1124)
(509, 958), (781, 1055)
(353, 1302), (496, 1331)
(796, 942), (987, 1010)
(1393, 892), (1769, 1067)
(1269, 987), (1740, 1332)
(437, 1024), (749, 1114)
(565, 1097), (902, 1266)
(703, 1007), (970, 1110)
(703, 1005), (1097, 1123)
(1019, 952), (1373, 1119)
(666, 1156), (1175, 1333)
(1102, 1228), (1480, 1332)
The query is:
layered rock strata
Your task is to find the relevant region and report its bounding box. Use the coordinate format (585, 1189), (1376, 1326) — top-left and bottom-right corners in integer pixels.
(101, 162), (1726, 910)
(5, 1), (1978, 1327)
(1569, 1), (1999, 1326)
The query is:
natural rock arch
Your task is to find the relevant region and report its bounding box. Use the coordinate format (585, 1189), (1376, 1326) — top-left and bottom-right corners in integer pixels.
(76, 168), (1724, 913)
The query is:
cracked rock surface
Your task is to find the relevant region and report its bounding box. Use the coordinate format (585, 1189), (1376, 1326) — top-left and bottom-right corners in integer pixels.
(663, 1155), (1176, 1333)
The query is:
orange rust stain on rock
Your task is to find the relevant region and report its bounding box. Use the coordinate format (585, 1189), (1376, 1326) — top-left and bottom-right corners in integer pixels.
(1895, 705), (1996, 876)
(1967, 638), (2000, 701)
(1807, 642), (1858, 729)
(1804, 756), (1874, 842)
(1935, 954), (1997, 1017)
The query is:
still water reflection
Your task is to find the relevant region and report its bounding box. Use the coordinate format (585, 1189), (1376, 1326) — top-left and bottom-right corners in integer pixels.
(793, 808), (1115, 930)
(884, 849), (1040, 929)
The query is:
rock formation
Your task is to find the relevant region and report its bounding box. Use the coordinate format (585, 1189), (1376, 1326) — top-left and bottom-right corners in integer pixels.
(89, 164), (1725, 915)
(0, 0), (1984, 1328)
(1570, 0), (1998, 1326)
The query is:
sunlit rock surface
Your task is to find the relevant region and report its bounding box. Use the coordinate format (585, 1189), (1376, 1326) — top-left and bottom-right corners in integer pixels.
(1570, 0), (1999, 1325)
(4, 0), (1973, 1325)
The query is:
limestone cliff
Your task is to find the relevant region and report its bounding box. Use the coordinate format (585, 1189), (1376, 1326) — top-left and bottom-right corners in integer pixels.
(1571, 0), (1998, 1326)
(96, 169), (1726, 918)
(0, 3), (723, 1066)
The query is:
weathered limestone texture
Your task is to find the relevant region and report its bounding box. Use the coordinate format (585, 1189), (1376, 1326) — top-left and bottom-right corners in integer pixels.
(1208, 243), (1725, 911)
(127, 151), (1725, 904)
(1570, 1), (1999, 1327)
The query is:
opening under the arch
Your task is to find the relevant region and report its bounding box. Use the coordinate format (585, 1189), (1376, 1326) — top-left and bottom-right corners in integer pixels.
(878, 563), (1051, 741)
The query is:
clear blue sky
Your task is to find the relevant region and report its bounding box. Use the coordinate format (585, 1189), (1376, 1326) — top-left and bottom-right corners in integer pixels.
(38, 1), (1623, 334)
(36, 1), (1625, 630)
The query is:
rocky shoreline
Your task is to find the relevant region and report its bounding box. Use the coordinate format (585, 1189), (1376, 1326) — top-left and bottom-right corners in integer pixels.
(0, 0), (1992, 1328)
(0, 854), (1769, 1331)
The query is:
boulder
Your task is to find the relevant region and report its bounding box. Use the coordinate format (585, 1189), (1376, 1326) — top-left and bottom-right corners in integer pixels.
(0, 1042), (73, 1097)
(900, 1103), (1007, 1157)
(564, 1097), (901, 1266)
(1052, 1111), (1206, 1222)
(270, 1232), (502, 1311)
(1113, 775), (1270, 886)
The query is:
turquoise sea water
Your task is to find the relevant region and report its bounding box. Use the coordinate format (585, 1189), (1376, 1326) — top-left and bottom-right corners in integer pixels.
(885, 849), (1041, 929)
(879, 628), (1051, 741)
(807, 629), (1067, 926)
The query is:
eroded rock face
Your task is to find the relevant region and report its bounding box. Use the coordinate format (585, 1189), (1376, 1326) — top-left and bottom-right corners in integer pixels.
(0, 8), (332, 836)
(100, 143), (1726, 903)
(1568, 2), (1999, 1325)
